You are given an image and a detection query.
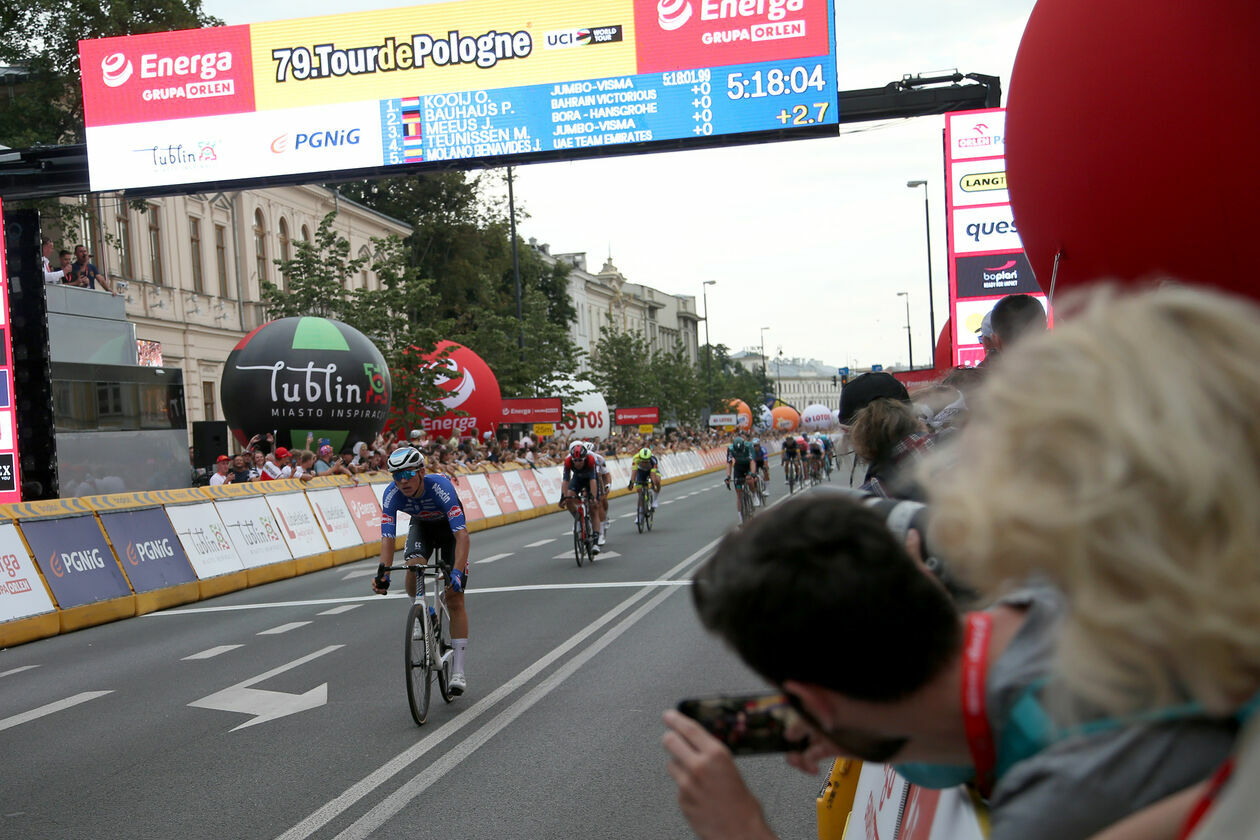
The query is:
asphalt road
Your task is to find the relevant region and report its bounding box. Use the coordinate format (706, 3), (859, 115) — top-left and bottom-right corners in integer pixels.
(0, 465), (846, 840)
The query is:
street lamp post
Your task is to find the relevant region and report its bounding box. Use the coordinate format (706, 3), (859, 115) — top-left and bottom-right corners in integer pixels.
(702, 280), (716, 411)
(897, 291), (913, 370)
(907, 180), (935, 362)
(759, 326), (770, 407)
(508, 166), (524, 360)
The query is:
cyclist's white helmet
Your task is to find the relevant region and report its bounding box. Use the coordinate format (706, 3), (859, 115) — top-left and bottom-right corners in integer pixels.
(569, 440), (586, 453)
(387, 446), (423, 472)
(571, 442), (588, 459)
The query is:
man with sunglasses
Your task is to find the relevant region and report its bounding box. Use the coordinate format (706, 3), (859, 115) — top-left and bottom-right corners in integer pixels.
(663, 492), (1233, 840)
(373, 446), (471, 695)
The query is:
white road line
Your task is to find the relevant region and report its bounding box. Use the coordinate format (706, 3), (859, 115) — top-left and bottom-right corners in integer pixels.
(0, 691), (114, 733)
(0, 665), (40, 678)
(275, 536), (720, 840)
(317, 605), (361, 616)
(182, 645), (243, 660)
(661, 500), (675, 505)
(523, 538), (555, 547)
(341, 568), (378, 580)
(551, 550), (621, 560)
(258, 622), (312, 635)
(473, 553), (513, 565)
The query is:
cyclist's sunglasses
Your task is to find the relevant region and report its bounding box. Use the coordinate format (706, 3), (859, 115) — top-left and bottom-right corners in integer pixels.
(392, 469), (419, 483)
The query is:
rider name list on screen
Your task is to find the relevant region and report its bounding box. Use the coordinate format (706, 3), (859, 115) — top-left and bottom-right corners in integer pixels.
(78, 0), (839, 191)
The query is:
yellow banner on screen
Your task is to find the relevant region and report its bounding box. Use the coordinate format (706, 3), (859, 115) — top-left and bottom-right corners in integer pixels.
(249, 0), (638, 111)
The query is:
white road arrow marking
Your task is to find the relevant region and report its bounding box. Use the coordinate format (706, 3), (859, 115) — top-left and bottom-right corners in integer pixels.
(183, 645), (243, 660)
(474, 553), (513, 565)
(189, 645), (343, 731)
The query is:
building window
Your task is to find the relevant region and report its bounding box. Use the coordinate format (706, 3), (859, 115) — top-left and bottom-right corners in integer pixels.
(301, 224), (310, 243)
(253, 209), (267, 288)
(358, 245), (372, 289)
(202, 381), (216, 421)
(189, 217), (204, 294)
(148, 204), (163, 285)
(116, 214), (133, 278)
(278, 217), (290, 289)
(215, 224), (231, 299)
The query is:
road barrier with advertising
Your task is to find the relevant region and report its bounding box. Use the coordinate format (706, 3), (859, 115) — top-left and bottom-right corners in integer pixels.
(0, 445), (770, 648)
(816, 758), (987, 840)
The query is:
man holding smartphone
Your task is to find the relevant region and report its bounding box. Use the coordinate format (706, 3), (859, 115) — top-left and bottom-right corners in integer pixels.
(663, 492), (1234, 840)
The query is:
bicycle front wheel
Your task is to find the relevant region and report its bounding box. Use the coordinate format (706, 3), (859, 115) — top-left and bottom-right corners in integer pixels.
(636, 490), (645, 534)
(405, 603), (433, 725)
(739, 488), (753, 524)
(573, 514), (586, 567)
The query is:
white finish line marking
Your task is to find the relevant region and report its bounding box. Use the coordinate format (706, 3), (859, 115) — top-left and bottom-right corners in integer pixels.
(274, 537), (720, 840)
(553, 550), (621, 561)
(183, 645), (243, 660)
(258, 622), (312, 635)
(473, 553), (513, 565)
(523, 538), (555, 547)
(0, 665), (40, 678)
(318, 605), (360, 616)
(0, 691), (114, 733)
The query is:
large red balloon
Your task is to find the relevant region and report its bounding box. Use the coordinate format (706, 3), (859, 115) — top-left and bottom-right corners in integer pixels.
(1007, 0), (1260, 300)
(411, 341), (502, 438)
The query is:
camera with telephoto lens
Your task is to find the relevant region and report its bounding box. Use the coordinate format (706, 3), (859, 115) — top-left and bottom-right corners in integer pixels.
(820, 488), (978, 606)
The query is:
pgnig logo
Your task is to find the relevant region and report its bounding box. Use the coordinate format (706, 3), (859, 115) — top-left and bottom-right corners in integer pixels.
(658, 0), (693, 30)
(270, 128), (362, 154)
(101, 53), (134, 87)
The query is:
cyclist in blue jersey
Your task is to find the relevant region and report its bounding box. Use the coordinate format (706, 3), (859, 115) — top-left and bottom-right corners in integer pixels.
(373, 446), (471, 695)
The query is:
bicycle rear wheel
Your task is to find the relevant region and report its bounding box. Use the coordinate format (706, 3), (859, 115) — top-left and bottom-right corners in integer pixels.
(586, 507), (598, 562)
(405, 603), (433, 725)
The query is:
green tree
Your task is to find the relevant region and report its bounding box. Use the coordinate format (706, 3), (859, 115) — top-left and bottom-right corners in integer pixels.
(651, 340), (705, 427)
(0, 0), (221, 147)
(702, 344), (765, 416)
(588, 315), (656, 408)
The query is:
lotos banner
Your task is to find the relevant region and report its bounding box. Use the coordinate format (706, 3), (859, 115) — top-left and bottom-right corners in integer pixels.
(23, 516), (133, 608)
(98, 508), (198, 593)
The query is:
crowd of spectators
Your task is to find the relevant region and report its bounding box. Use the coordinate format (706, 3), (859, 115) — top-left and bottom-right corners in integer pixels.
(40, 237), (119, 294)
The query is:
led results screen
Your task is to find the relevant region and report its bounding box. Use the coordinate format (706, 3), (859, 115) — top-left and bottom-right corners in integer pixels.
(78, 0), (839, 191)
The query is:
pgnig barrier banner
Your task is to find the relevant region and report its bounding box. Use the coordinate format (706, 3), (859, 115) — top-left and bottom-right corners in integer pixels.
(98, 508), (197, 593)
(22, 515), (133, 608)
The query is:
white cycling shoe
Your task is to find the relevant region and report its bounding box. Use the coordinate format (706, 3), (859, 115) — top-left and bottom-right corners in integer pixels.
(597, 533), (607, 546)
(449, 672), (467, 696)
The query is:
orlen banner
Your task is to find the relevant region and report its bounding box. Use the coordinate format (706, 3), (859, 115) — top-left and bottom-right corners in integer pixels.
(23, 516), (133, 608)
(78, 0), (838, 192)
(221, 317), (391, 453)
(945, 108), (1048, 367)
(0, 523), (55, 622)
(98, 508), (198, 593)
(413, 341), (502, 438)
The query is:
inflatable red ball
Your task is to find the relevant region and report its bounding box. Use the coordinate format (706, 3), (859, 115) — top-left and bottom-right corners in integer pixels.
(1006, 0), (1260, 300)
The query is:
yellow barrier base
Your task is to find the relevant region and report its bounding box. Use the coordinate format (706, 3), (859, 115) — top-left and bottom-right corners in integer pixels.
(817, 759), (863, 840)
(134, 582), (201, 616)
(246, 561), (297, 587)
(59, 596), (137, 633)
(295, 551), (333, 575)
(198, 570), (249, 600)
(330, 545), (363, 566)
(0, 612), (61, 647)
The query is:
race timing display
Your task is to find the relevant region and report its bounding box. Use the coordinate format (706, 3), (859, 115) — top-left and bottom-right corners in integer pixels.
(78, 0), (839, 191)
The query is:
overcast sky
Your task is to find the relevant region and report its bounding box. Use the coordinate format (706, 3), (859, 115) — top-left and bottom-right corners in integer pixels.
(206, 0), (1039, 370)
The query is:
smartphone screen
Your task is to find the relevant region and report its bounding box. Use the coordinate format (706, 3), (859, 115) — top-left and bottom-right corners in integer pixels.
(677, 693), (808, 755)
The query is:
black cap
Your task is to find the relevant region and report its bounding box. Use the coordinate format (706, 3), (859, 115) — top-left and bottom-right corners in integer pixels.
(838, 372), (910, 424)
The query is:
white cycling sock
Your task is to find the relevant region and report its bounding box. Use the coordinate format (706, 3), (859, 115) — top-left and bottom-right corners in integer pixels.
(453, 638), (467, 673)
(652, 489), (659, 503)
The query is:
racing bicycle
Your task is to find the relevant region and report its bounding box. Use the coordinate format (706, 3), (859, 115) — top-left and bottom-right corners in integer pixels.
(727, 476), (756, 525)
(635, 478), (654, 533)
(381, 557), (456, 725)
(784, 456), (802, 494)
(571, 488), (597, 567)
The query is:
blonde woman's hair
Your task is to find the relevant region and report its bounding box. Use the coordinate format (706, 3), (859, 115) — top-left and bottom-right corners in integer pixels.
(925, 284), (1260, 716)
(849, 397), (920, 464)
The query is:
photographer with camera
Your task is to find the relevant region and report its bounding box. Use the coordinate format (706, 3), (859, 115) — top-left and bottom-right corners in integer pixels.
(663, 492), (1233, 840)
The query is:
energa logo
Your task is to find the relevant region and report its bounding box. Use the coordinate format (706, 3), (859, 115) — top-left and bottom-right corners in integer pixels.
(658, 0), (693, 30)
